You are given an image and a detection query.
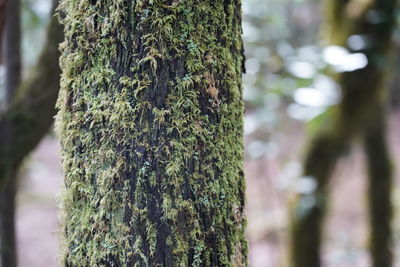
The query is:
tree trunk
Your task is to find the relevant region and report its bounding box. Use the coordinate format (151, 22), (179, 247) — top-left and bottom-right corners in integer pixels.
(291, 0), (396, 266)
(0, 0), (20, 266)
(0, 0), (63, 188)
(0, 0), (63, 265)
(57, 1), (247, 266)
(0, 168), (17, 267)
(364, 106), (392, 267)
(0, 0), (8, 65)
(388, 50), (400, 109)
(3, 0), (20, 105)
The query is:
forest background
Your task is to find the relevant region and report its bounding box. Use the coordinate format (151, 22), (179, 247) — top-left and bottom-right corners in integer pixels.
(3, 0), (400, 266)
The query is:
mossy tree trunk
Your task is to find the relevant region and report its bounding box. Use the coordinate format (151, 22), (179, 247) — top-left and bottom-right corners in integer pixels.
(291, 0), (396, 266)
(57, 0), (247, 266)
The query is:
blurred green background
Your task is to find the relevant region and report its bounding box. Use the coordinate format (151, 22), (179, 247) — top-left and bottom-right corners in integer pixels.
(6, 0), (400, 266)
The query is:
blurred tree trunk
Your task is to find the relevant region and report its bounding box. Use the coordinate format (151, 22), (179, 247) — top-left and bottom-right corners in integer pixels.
(291, 0), (396, 266)
(57, 1), (247, 266)
(0, 0), (63, 265)
(0, 0), (21, 266)
(389, 50), (400, 108)
(364, 106), (392, 267)
(0, 1), (63, 187)
(3, 0), (20, 104)
(0, 169), (17, 267)
(0, 0), (8, 65)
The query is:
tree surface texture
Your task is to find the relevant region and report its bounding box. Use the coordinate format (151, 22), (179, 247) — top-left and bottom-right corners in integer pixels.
(56, 0), (247, 266)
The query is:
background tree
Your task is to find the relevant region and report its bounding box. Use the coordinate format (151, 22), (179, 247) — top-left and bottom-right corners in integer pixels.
(57, 0), (247, 266)
(291, 0), (396, 266)
(0, 0), (8, 64)
(0, 0), (21, 266)
(0, 0), (62, 265)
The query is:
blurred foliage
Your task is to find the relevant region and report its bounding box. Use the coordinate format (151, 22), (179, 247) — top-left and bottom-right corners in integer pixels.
(0, 0), (51, 108)
(242, 0), (393, 160)
(243, 0), (400, 150)
(21, 0), (51, 68)
(243, 0), (328, 159)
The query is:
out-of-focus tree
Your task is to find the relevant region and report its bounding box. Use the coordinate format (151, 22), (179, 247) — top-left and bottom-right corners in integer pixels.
(242, 0), (332, 160)
(0, 0), (7, 64)
(0, 0), (21, 266)
(290, 0), (396, 266)
(389, 49), (400, 108)
(0, 0), (62, 265)
(56, 0), (247, 266)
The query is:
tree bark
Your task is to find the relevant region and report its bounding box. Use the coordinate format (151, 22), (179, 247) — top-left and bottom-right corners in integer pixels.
(57, 1), (247, 266)
(291, 0), (396, 266)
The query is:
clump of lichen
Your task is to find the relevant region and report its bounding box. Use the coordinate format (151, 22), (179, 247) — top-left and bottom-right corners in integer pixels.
(56, 0), (247, 266)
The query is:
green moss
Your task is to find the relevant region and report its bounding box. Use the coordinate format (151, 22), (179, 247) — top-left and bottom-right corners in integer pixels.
(56, 0), (247, 266)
